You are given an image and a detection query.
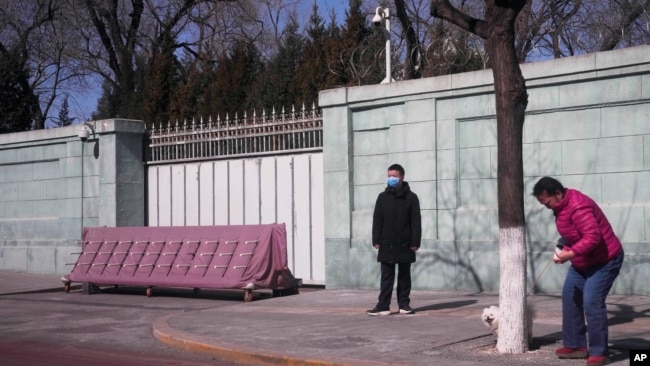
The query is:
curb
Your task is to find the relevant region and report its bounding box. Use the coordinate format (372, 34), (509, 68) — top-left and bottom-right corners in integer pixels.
(0, 286), (78, 296)
(152, 313), (395, 366)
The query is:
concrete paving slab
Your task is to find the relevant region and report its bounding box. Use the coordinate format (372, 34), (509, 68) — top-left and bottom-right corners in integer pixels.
(1, 271), (648, 366)
(154, 289), (650, 366)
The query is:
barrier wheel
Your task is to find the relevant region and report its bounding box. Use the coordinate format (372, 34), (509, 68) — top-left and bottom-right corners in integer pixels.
(146, 287), (152, 297)
(244, 289), (253, 302)
(63, 282), (70, 293)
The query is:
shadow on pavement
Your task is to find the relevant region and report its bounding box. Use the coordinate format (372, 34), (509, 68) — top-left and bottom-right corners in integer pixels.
(415, 299), (478, 312)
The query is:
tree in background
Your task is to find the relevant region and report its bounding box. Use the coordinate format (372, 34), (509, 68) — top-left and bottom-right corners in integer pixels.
(422, 15), (486, 76)
(55, 95), (75, 127)
(330, 0), (372, 85)
(201, 39), (263, 117)
(247, 16), (305, 111)
(141, 32), (183, 127)
(0, 48), (37, 132)
(394, 0), (423, 79)
(84, 0), (222, 121)
(430, 0), (530, 354)
(0, 0), (70, 130)
(289, 3), (332, 104)
(83, 0), (145, 120)
(2, 0), (650, 133)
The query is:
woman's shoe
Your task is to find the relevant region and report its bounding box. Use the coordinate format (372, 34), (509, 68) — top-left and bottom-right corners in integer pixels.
(555, 347), (588, 359)
(586, 355), (608, 366)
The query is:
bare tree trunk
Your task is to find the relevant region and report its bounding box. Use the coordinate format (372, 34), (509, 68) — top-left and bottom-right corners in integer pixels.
(486, 1), (529, 354)
(394, 0), (422, 79)
(431, 0), (529, 353)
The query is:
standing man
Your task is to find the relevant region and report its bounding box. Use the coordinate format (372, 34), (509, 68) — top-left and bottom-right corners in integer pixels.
(366, 164), (421, 316)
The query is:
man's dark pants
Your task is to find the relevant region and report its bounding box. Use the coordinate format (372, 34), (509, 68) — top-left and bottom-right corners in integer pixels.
(377, 262), (411, 310)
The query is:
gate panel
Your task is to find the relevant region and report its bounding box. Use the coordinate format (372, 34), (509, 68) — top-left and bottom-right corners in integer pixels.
(199, 162), (215, 225)
(214, 160), (230, 225)
(293, 155), (312, 281)
(229, 160), (244, 225)
(243, 159), (261, 225)
(311, 154), (325, 282)
(157, 166), (172, 226)
(185, 164), (200, 225)
(147, 153), (324, 285)
(148, 168), (159, 227)
(260, 158), (277, 223)
(275, 156), (295, 275)
(171, 165), (185, 225)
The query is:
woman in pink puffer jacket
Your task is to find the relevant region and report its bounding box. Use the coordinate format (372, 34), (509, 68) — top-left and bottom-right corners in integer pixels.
(533, 177), (623, 366)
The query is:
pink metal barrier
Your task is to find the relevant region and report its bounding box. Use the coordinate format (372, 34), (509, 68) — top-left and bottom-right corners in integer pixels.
(62, 224), (300, 301)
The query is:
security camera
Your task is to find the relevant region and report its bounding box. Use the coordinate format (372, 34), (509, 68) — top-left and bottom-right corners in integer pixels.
(78, 123), (95, 142)
(78, 126), (90, 141)
(372, 7), (384, 27)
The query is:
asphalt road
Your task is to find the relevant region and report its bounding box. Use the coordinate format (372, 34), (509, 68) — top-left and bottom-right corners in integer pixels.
(0, 286), (268, 365)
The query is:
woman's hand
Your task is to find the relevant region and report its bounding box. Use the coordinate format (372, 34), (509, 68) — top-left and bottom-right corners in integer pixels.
(553, 249), (575, 264)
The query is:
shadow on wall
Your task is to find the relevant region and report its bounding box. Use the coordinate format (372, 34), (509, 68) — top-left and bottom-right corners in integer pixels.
(413, 244), (488, 293)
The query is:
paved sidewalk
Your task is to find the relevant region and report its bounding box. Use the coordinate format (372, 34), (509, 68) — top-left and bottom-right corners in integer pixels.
(1, 271), (649, 365)
(152, 288), (650, 366)
(0, 270), (71, 295)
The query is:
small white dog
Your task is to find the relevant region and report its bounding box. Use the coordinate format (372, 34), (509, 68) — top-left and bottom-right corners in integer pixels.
(481, 304), (535, 343)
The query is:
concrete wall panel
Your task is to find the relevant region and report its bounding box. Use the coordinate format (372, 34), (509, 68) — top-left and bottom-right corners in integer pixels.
(321, 45), (650, 295)
(0, 120), (145, 275)
(353, 129), (388, 156)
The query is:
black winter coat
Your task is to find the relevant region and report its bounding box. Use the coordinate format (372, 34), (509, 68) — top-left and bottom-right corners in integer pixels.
(372, 181), (421, 263)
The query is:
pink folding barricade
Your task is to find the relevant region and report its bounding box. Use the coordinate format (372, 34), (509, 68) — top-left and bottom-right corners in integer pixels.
(62, 224), (300, 301)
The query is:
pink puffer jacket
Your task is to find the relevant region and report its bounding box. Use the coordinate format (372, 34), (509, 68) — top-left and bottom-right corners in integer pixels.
(553, 189), (623, 270)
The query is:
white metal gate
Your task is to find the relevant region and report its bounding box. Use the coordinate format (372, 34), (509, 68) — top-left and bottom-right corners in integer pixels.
(145, 107), (325, 284)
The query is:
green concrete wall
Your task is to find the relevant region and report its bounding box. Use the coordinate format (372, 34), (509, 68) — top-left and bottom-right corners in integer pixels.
(320, 45), (650, 295)
(0, 120), (145, 274)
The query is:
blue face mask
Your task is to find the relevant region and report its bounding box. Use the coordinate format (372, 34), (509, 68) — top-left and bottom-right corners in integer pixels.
(387, 176), (400, 187)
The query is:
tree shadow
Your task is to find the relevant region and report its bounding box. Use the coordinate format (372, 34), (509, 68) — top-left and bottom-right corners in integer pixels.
(609, 338), (650, 362)
(415, 299), (478, 312)
(414, 241), (489, 293)
(607, 302), (650, 326)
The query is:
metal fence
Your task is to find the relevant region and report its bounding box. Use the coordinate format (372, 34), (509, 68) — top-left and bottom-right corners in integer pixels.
(148, 104), (323, 164)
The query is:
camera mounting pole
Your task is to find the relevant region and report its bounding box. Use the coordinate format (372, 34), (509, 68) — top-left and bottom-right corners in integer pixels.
(373, 7), (392, 84)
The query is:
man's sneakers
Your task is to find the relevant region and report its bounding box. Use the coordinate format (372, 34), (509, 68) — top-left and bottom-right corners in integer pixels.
(366, 306), (416, 315)
(366, 307), (390, 316)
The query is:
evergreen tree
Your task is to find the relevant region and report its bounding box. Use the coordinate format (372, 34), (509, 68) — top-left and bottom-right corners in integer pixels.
(289, 3), (331, 105)
(333, 0), (372, 86)
(247, 17), (305, 111)
(141, 33), (183, 128)
(322, 10), (345, 88)
(56, 95), (75, 127)
(201, 39), (263, 118)
(169, 53), (212, 124)
(0, 50), (36, 133)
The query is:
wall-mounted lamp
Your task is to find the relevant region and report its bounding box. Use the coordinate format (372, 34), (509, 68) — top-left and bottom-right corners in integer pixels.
(372, 7), (393, 84)
(78, 122), (96, 142)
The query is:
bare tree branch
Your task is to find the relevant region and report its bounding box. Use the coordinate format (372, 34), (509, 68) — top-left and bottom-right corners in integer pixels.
(430, 0), (488, 39)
